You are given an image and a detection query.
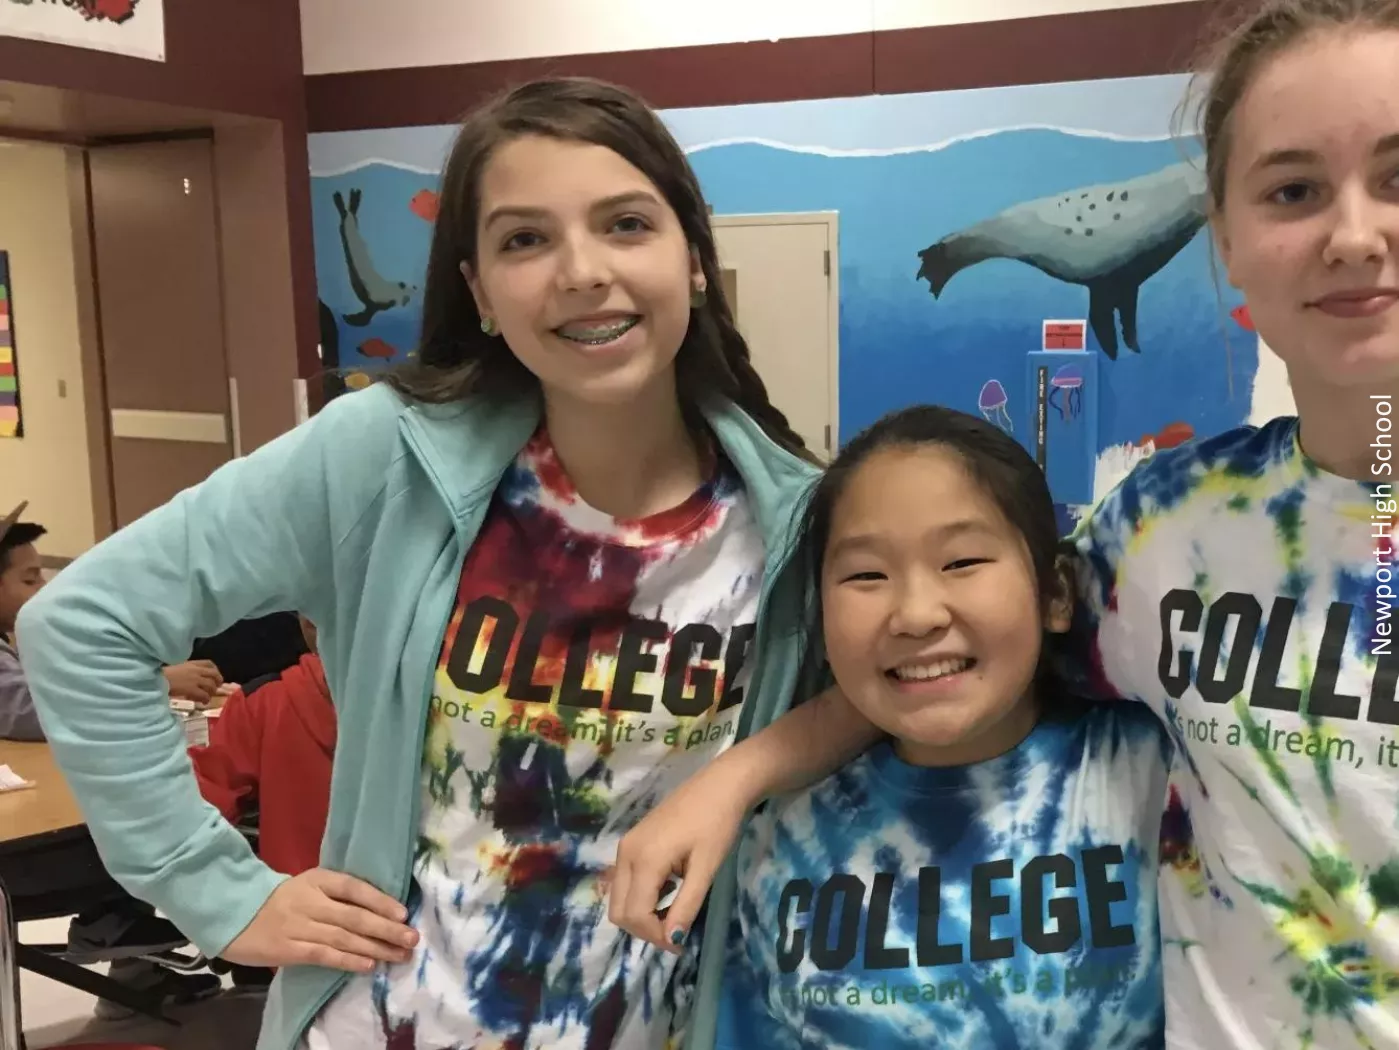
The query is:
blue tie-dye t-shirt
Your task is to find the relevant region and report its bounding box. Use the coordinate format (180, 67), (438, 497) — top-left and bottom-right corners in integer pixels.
(719, 698), (1172, 1050)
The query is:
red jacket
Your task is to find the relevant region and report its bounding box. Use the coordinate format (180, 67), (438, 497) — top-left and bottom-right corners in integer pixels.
(188, 653), (335, 877)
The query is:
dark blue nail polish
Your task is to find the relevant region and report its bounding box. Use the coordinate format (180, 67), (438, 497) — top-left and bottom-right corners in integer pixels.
(669, 928), (687, 946)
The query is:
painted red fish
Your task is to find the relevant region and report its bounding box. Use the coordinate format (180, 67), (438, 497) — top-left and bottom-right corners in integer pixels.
(1154, 421), (1195, 449)
(410, 190), (440, 223)
(1231, 304), (1255, 331)
(1137, 421), (1195, 450)
(357, 337), (397, 360)
(79, 0), (139, 22)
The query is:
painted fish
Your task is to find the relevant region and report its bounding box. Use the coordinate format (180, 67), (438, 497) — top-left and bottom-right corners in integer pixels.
(1155, 421), (1195, 449)
(1231, 304), (1255, 331)
(410, 190), (440, 223)
(357, 338), (397, 360)
(1136, 421), (1195, 450)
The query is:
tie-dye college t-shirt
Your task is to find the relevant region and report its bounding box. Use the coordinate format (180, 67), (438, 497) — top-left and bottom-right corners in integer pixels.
(719, 699), (1172, 1050)
(1074, 416), (1399, 1049)
(307, 429), (766, 1050)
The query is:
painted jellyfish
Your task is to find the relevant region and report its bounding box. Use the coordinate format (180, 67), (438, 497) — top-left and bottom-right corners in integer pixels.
(1048, 364), (1084, 421)
(978, 379), (1013, 435)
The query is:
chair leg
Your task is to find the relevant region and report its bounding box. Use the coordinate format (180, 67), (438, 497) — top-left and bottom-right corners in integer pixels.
(28, 941), (208, 974)
(15, 945), (178, 1026)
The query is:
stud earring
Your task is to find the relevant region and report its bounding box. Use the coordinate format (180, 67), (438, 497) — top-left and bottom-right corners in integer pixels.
(690, 287), (707, 309)
(480, 317), (498, 336)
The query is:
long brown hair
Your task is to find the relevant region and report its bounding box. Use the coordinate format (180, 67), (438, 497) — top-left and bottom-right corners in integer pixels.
(1184, 0), (1399, 212)
(386, 77), (814, 462)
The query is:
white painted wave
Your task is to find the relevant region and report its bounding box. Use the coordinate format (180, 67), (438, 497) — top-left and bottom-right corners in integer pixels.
(682, 125), (1183, 158)
(311, 157), (443, 178)
(309, 124), (1192, 178)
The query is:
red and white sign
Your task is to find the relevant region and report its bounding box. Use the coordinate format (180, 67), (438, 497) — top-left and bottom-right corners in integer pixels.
(1042, 319), (1087, 351)
(0, 0), (164, 62)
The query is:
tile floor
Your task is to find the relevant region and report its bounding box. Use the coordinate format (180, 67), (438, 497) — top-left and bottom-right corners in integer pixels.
(17, 918), (264, 1050)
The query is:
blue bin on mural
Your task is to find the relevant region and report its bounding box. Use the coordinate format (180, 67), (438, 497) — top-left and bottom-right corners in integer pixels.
(1023, 351), (1097, 507)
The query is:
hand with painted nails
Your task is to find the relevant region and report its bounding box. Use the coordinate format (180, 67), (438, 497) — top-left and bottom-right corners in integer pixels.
(610, 686), (884, 953)
(608, 763), (750, 954)
(222, 868), (419, 973)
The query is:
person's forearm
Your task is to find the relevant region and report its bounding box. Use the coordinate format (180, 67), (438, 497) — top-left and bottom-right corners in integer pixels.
(723, 686), (883, 808)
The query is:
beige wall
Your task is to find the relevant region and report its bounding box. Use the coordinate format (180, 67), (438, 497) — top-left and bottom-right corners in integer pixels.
(300, 0), (1199, 75)
(0, 141), (96, 559)
(1251, 338), (1297, 426)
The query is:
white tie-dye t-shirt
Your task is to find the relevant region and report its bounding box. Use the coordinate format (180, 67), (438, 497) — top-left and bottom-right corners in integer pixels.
(306, 428), (766, 1050)
(1072, 416), (1399, 1050)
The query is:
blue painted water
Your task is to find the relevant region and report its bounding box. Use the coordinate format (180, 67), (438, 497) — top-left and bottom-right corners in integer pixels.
(311, 128), (1257, 456)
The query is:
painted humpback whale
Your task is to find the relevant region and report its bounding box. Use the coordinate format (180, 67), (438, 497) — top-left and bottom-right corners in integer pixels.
(334, 189), (416, 327)
(916, 161), (1208, 358)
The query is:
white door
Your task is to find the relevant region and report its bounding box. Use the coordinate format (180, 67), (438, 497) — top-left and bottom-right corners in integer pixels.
(712, 213), (839, 460)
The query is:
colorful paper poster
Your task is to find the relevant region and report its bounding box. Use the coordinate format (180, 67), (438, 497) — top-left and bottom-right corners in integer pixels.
(0, 0), (164, 63)
(0, 251), (23, 439)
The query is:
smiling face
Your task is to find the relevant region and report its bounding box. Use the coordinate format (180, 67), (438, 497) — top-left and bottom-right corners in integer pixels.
(1214, 27), (1399, 392)
(820, 445), (1069, 767)
(463, 134), (704, 413)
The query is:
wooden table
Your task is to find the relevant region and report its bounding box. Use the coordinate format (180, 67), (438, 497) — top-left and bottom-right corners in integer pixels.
(0, 740), (85, 847)
(0, 740), (179, 1024)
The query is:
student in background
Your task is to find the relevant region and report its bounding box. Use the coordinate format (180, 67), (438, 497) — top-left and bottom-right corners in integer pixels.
(189, 615), (335, 879)
(191, 611), (310, 688)
(188, 614), (334, 991)
(1, 506), (222, 1012)
(0, 510), (47, 741)
(0, 510), (225, 741)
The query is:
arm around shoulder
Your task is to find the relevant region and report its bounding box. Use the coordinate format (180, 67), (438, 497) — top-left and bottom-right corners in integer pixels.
(15, 387), (404, 955)
(714, 684), (883, 805)
(610, 684), (882, 950)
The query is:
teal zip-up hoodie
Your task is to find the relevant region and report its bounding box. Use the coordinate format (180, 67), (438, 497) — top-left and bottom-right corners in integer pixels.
(17, 382), (819, 1050)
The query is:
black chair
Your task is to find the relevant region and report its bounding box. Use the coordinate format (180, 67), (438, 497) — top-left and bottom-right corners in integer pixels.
(1, 877), (171, 1050)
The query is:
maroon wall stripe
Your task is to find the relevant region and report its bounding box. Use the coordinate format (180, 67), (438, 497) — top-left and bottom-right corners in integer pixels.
(875, 3), (1212, 96)
(304, 32), (875, 134)
(305, 2), (1213, 134)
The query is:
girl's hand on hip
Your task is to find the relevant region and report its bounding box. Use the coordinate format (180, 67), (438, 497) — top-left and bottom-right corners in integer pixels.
(223, 868), (418, 973)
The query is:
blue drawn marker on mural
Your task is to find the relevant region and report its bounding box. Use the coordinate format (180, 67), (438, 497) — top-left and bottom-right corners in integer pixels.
(1049, 364), (1085, 421)
(1027, 351), (1098, 506)
(1034, 368), (1048, 470)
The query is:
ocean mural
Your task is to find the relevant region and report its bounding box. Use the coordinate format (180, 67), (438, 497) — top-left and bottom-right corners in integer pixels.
(309, 73), (1265, 505)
